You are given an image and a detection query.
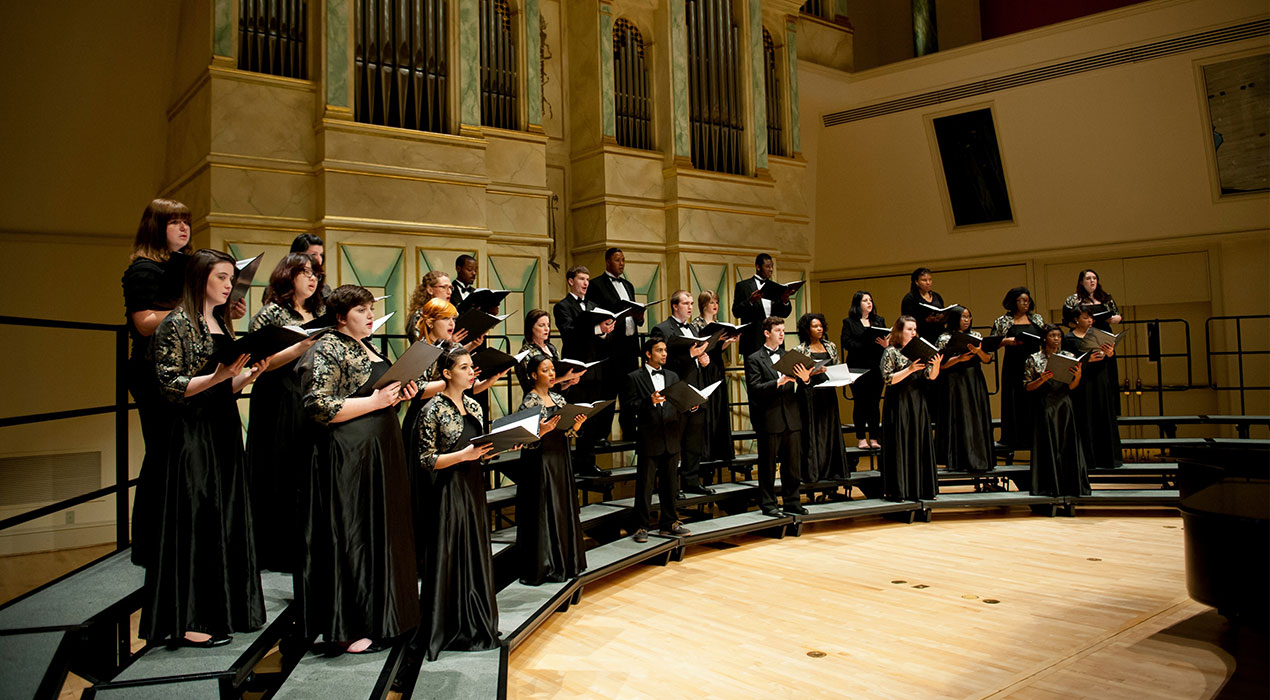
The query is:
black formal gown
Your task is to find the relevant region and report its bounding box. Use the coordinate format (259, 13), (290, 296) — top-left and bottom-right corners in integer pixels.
(934, 333), (995, 472)
(1063, 333), (1123, 469)
(901, 289), (947, 343)
(879, 347), (938, 501)
(840, 316), (885, 442)
(795, 343), (848, 483)
(298, 359), (420, 643)
(1065, 293), (1122, 417)
(516, 391), (587, 585)
(417, 396), (499, 661)
(122, 257), (174, 568)
(1025, 353), (1090, 497)
(993, 313), (1045, 449)
(245, 303), (320, 573)
(142, 332), (264, 641)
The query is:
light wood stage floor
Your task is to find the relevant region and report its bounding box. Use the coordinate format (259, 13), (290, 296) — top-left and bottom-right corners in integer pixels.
(507, 510), (1265, 700)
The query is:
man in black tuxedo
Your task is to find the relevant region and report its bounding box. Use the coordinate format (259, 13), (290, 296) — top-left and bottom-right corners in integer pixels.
(622, 337), (691, 542)
(553, 265), (617, 477)
(452, 254), (477, 307)
(745, 317), (812, 516)
(586, 248), (644, 441)
(650, 290), (716, 496)
(732, 253), (794, 359)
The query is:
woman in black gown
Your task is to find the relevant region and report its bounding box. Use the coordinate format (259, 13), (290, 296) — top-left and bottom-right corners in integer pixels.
(840, 291), (887, 449)
(992, 287), (1046, 450)
(935, 307), (995, 472)
(245, 253), (323, 573)
(900, 267), (949, 343)
(516, 356), (588, 585)
(298, 285), (421, 654)
(1024, 325), (1089, 497)
(1063, 307), (1122, 469)
(690, 291), (737, 471)
(416, 348), (502, 660)
(880, 316), (942, 501)
(144, 249), (266, 647)
(793, 313), (847, 485)
(121, 199), (191, 567)
(1064, 268), (1123, 413)
(516, 309), (584, 392)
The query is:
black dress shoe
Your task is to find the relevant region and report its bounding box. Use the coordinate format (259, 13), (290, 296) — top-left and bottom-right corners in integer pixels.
(684, 485), (716, 496)
(577, 465), (612, 478)
(677, 491), (688, 501)
(782, 505), (809, 516)
(170, 634), (232, 649)
(632, 528), (649, 543)
(659, 521), (691, 536)
(760, 507), (781, 517)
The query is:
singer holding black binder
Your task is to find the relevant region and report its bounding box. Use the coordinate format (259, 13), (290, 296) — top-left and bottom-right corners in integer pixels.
(296, 285), (420, 655)
(622, 337), (692, 541)
(840, 291), (887, 450)
(793, 313), (848, 487)
(899, 267), (948, 343)
(745, 317), (813, 516)
(245, 253), (324, 574)
(732, 253), (794, 358)
(415, 347), (501, 660)
(1063, 306), (1122, 470)
(934, 307), (995, 472)
(879, 316), (942, 501)
(1064, 268), (1123, 416)
(1024, 325), (1089, 498)
(992, 287), (1046, 450)
(144, 249), (267, 648)
(651, 290), (716, 496)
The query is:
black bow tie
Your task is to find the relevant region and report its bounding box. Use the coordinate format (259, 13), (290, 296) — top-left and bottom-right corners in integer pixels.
(650, 369), (664, 376)
(768, 349), (782, 356)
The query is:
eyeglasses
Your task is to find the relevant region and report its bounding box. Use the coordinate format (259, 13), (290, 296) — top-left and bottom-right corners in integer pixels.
(298, 269), (318, 279)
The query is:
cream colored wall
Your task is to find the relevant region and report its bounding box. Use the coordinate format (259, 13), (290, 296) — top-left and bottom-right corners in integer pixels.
(804, 0), (1270, 423)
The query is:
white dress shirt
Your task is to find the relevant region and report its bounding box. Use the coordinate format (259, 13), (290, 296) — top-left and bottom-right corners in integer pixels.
(646, 364), (667, 393)
(608, 272), (636, 336)
(754, 275), (773, 318)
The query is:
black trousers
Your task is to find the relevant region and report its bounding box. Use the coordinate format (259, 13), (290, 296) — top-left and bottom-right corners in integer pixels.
(567, 380), (612, 473)
(679, 410), (708, 488)
(633, 451), (680, 531)
(756, 430), (801, 510)
(851, 374), (882, 440)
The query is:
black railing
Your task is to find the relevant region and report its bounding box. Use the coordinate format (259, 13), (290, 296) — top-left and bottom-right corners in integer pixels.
(0, 316), (133, 549)
(1119, 318), (1193, 416)
(1206, 314), (1270, 414)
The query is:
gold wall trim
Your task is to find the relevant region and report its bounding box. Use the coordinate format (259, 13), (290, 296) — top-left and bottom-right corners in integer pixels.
(663, 165), (777, 190)
(569, 143), (666, 163)
(319, 118), (488, 148)
(766, 154), (809, 168)
(488, 233), (554, 245)
(570, 194), (666, 210)
(208, 65), (318, 92)
(486, 187), (552, 200)
(480, 126), (551, 146)
(320, 166), (489, 188)
(209, 158), (315, 177)
(669, 201), (778, 217)
(774, 214), (812, 225)
(320, 216), (493, 236)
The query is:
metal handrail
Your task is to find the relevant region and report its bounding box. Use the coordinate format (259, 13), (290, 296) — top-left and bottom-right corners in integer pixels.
(1205, 314), (1270, 414)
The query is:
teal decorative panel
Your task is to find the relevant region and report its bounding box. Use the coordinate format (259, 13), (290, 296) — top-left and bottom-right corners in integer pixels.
(339, 244), (407, 357)
(214, 0), (235, 57)
(670, 0), (690, 157)
(786, 20), (800, 154)
(526, 0), (543, 126)
(417, 248), (477, 282)
(600, 5), (615, 138)
(326, 0), (350, 107)
(458, 0), (480, 127)
(688, 262), (729, 313)
(749, 0), (767, 170)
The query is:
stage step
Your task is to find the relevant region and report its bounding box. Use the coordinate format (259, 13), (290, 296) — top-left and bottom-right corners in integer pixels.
(96, 572), (293, 692)
(795, 498), (919, 524)
(673, 511), (792, 547)
(920, 492), (1063, 509)
(84, 678), (223, 699)
(0, 550), (144, 633)
(576, 536), (678, 586)
(0, 630), (71, 700)
(496, 580), (577, 650)
(272, 642), (405, 700)
(412, 646), (506, 700)
(607, 481), (755, 510)
(1072, 489), (1181, 506)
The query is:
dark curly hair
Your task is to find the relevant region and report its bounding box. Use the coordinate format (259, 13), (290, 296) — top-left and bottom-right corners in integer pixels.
(795, 313), (828, 344)
(1001, 286), (1035, 314)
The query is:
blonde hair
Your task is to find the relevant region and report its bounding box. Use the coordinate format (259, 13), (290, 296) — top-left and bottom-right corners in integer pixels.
(416, 297), (458, 341)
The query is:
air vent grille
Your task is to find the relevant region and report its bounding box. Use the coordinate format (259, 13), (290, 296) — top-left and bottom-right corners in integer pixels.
(0, 452), (101, 507)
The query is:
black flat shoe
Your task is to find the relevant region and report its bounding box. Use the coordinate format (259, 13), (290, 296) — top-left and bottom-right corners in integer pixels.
(760, 507), (781, 517)
(684, 485), (716, 496)
(170, 634), (232, 649)
(346, 641), (388, 654)
(782, 505), (809, 516)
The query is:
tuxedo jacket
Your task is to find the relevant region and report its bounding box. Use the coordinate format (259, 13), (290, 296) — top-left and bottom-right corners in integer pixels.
(732, 276), (793, 358)
(622, 367), (683, 457)
(553, 294), (608, 396)
(451, 279), (471, 307)
(744, 346), (802, 434)
(587, 273), (643, 376)
(650, 318), (707, 387)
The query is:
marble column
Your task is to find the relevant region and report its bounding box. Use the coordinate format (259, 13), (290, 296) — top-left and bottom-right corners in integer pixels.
(213, 0), (235, 59)
(458, 0), (481, 134)
(749, 0), (768, 172)
(913, 0), (938, 56)
(526, 0), (543, 130)
(785, 17), (800, 156)
(669, 0), (691, 160)
(600, 3), (616, 140)
(325, 0), (351, 110)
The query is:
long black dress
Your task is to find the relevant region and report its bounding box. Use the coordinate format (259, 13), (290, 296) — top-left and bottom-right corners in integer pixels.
(690, 317), (735, 471)
(992, 313), (1045, 449)
(1063, 332), (1123, 469)
(1065, 293), (1122, 416)
(245, 302), (321, 573)
(516, 391), (587, 585)
(1025, 352), (1090, 497)
(122, 257), (175, 568)
(794, 342), (848, 483)
(880, 346), (938, 501)
(901, 290), (947, 343)
(142, 313), (264, 641)
(934, 332), (995, 472)
(297, 336), (420, 643)
(417, 394), (499, 661)
(840, 316), (885, 442)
